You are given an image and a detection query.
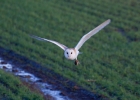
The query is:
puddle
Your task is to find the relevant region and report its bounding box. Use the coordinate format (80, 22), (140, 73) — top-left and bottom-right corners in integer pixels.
(0, 58), (70, 100)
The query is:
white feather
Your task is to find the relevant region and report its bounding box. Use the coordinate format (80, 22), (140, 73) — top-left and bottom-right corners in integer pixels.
(30, 35), (68, 50)
(75, 19), (111, 50)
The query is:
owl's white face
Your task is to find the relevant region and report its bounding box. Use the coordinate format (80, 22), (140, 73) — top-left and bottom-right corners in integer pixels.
(64, 48), (77, 60)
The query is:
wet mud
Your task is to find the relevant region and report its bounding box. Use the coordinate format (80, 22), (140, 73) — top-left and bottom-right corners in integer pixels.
(0, 47), (108, 100)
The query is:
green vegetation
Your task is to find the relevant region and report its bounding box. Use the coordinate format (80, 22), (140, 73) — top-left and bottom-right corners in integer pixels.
(0, 0), (140, 100)
(0, 70), (44, 100)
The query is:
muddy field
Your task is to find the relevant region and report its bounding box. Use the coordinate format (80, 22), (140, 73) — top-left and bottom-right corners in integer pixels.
(0, 47), (107, 100)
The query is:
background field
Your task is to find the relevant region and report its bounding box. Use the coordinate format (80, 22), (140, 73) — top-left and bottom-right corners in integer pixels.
(0, 0), (140, 100)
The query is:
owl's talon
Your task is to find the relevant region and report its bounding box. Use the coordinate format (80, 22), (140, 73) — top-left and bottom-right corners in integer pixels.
(75, 60), (79, 65)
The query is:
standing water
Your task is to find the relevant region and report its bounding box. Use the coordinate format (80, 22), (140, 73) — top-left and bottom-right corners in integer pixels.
(0, 57), (70, 100)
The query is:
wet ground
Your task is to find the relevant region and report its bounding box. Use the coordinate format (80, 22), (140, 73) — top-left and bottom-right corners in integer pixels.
(0, 47), (108, 100)
(0, 58), (69, 100)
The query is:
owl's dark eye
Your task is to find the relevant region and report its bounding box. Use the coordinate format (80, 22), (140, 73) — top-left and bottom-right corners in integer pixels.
(67, 52), (68, 54)
(71, 52), (72, 54)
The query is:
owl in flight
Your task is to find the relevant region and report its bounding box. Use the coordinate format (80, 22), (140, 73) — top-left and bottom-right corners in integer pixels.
(30, 19), (111, 65)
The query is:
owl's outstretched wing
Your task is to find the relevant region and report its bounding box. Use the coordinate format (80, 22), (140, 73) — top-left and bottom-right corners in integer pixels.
(30, 35), (68, 50)
(75, 19), (111, 50)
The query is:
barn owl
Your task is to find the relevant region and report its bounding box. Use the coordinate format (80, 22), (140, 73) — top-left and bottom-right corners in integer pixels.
(30, 19), (111, 65)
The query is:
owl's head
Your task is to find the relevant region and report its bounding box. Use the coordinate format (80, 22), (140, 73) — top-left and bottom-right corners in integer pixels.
(64, 48), (77, 60)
